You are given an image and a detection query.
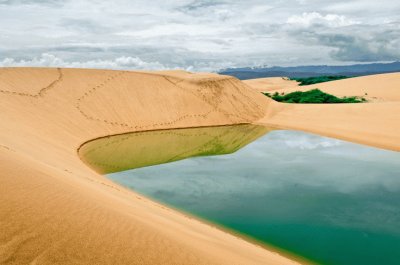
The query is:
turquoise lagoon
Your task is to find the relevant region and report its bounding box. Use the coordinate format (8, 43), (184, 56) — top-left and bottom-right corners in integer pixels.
(80, 125), (400, 265)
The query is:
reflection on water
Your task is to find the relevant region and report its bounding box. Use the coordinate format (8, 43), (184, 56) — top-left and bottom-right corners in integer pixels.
(79, 124), (270, 174)
(81, 126), (400, 265)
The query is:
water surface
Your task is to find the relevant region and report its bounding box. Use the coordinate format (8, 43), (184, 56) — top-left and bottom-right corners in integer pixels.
(81, 125), (400, 265)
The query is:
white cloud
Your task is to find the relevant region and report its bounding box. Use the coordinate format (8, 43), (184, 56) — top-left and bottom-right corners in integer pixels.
(0, 53), (167, 70)
(116, 23), (225, 39)
(287, 12), (360, 27)
(280, 133), (342, 150)
(0, 0), (399, 70)
(284, 138), (342, 150)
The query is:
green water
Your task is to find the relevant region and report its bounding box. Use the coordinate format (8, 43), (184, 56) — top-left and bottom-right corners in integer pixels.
(80, 125), (400, 265)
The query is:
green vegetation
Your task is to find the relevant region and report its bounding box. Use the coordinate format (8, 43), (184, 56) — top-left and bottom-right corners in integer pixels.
(291, 75), (350, 86)
(264, 89), (366, 104)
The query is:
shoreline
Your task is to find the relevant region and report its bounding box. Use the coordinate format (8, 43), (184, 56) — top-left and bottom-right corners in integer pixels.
(245, 74), (400, 152)
(105, 179), (316, 265)
(76, 122), (251, 159)
(256, 121), (400, 152)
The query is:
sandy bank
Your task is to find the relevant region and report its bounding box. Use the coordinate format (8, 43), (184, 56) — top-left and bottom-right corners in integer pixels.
(245, 73), (400, 151)
(245, 73), (400, 102)
(0, 67), (297, 265)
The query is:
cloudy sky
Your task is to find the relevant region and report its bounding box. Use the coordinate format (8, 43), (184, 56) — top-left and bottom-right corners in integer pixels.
(0, 0), (399, 71)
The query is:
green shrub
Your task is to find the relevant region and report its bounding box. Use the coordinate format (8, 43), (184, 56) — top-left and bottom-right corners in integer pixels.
(263, 89), (365, 104)
(291, 76), (350, 86)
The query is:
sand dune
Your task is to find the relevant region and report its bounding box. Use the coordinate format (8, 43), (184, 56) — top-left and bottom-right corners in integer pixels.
(0, 67), (297, 265)
(260, 100), (400, 151)
(245, 73), (400, 102)
(244, 77), (299, 92)
(245, 73), (400, 151)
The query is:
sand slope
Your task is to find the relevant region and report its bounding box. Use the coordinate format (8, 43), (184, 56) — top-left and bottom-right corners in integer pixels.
(0, 68), (297, 265)
(245, 73), (400, 102)
(260, 100), (400, 151)
(245, 73), (400, 151)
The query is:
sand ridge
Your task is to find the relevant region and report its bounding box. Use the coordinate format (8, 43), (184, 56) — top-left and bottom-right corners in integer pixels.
(0, 67), (298, 265)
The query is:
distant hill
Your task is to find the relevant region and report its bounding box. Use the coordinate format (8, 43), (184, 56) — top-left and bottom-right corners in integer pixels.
(219, 62), (400, 80)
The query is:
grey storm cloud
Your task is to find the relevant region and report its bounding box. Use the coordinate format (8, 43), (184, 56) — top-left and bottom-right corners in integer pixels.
(321, 32), (400, 62)
(288, 21), (400, 62)
(0, 0), (399, 71)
